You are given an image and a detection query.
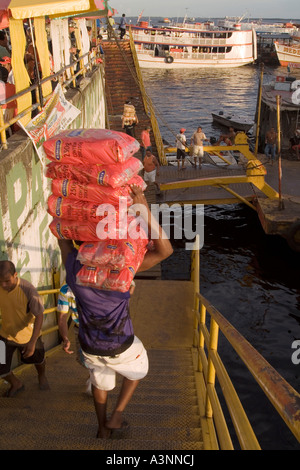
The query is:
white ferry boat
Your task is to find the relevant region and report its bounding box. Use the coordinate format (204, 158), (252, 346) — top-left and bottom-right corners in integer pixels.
(218, 16), (299, 34)
(130, 21), (257, 69)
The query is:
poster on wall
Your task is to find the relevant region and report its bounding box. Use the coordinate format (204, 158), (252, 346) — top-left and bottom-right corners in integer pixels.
(18, 83), (81, 164)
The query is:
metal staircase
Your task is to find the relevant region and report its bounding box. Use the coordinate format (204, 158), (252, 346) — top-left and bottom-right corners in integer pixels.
(0, 345), (204, 450)
(0, 279), (205, 450)
(103, 40), (152, 140)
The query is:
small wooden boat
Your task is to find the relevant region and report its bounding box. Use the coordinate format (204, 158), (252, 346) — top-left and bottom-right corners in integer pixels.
(212, 111), (254, 132)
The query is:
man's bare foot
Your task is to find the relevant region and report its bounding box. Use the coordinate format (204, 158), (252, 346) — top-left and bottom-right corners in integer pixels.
(106, 411), (129, 431)
(38, 376), (50, 391)
(96, 427), (111, 439)
(4, 384), (25, 397)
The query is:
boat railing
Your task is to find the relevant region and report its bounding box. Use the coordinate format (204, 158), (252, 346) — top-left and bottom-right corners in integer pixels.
(0, 47), (104, 151)
(190, 236), (300, 449)
(137, 49), (228, 61)
(132, 30), (234, 48)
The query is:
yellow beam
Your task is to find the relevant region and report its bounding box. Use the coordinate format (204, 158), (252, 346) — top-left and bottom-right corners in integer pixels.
(157, 198), (254, 207)
(218, 184), (257, 211)
(160, 175), (250, 191)
(159, 162), (279, 200)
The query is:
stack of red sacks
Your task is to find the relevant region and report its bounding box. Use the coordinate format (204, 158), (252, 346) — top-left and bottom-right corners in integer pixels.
(44, 128), (149, 292)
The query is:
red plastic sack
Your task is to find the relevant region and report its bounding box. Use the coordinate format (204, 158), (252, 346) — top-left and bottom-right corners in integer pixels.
(51, 175), (146, 206)
(76, 265), (109, 288)
(50, 214), (149, 242)
(48, 195), (104, 223)
(46, 157), (143, 188)
(77, 237), (148, 269)
(43, 129), (140, 165)
(76, 265), (139, 292)
(50, 218), (99, 241)
(103, 267), (137, 292)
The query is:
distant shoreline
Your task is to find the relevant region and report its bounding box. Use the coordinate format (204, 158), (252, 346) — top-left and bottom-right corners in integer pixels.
(113, 16), (300, 22)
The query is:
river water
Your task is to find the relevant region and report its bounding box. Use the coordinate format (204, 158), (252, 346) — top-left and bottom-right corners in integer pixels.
(141, 65), (300, 450)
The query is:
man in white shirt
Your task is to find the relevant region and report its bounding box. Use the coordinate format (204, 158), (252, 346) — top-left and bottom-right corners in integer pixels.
(176, 128), (187, 170)
(190, 126), (209, 168)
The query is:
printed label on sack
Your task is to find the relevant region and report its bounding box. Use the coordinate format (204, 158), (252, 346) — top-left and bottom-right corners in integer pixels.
(62, 180), (69, 197)
(127, 266), (136, 275)
(125, 242), (135, 254)
(98, 170), (106, 185)
(107, 244), (118, 250)
(56, 222), (65, 239)
(55, 197), (63, 217)
(55, 140), (62, 160)
(68, 130), (84, 137)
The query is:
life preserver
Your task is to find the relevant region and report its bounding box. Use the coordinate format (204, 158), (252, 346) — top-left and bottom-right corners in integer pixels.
(286, 222), (300, 252)
(165, 56), (174, 64)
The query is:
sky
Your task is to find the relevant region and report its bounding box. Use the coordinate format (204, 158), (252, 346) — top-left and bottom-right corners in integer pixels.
(109, 0), (300, 20)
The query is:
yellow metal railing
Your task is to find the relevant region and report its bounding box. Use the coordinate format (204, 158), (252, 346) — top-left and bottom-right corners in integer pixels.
(0, 48), (103, 150)
(128, 26), (167, 166)
(161, 132), (279, 210)
(191, 238), (300, 449)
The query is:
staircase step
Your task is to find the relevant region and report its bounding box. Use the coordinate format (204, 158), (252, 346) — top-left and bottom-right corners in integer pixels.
(1, 436), (204, 451)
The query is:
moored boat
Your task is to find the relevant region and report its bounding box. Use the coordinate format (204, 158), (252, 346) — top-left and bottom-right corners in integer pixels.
(218, 16), (299, 35)
(212, 111), (254, 132)
(274, 40), (300, 67)
(130, 21), (257, 69)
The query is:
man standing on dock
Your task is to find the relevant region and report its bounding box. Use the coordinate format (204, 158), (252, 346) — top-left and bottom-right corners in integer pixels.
(140, 126), (152, 160)
(143, 149), (160, 189)
(176, 128), (187, 170)
(190, 126), (209, 168)
(264, 127), (277, 163)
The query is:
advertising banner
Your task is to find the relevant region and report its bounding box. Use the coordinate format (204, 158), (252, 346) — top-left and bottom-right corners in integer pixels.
(19, 83), (81, 164)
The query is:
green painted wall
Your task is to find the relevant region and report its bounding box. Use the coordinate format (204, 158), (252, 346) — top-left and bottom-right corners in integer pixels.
(0, 66), (106, 349)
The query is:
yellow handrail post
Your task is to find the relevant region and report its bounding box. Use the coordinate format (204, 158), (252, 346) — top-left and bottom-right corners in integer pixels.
(198, 302), (206, 373)
(276, 94), (284, 211)
(0, 107), (8, 149)
(205, 318), (219, 418)
(255, 63), (264, 156)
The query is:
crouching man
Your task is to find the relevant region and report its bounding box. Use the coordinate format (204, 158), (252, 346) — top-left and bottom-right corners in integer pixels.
(0, 260), (49, 397)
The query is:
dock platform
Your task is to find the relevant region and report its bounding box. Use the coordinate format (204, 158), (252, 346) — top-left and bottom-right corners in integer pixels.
(155, 164), (256, 205)
(255, 158), (300, 250)
(147, 157), (300, 251)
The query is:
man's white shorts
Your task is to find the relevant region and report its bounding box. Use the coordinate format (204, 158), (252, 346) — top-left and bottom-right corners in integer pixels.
(144, 169), (156, 183)
(192, 145), (204, 157)
(82, 336), (149, 391)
